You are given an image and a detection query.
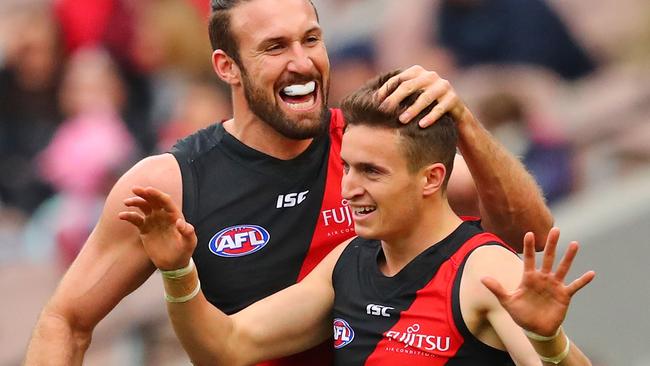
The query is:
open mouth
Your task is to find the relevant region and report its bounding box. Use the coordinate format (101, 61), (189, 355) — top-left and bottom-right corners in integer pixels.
(278, 81), (318, 111)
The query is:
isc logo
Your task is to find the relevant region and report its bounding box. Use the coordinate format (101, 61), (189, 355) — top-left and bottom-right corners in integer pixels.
(276, 190), (309, 208)
(209, 225), (270, 258)
(333, 318), (355, 349)
(366, 303), (394, 317)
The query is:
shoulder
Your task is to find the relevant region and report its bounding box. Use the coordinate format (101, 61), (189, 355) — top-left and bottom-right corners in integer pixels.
(331, 237), (378, 281)
(132, 153), (180, 174)
(461, 244), (522, 310)
(464, 242), (521, 284)
(324, 238), (357, 269)
(170, 122), (225, 163)
(335, 236), (377, 262)
(465, 244), (521, 274)
(124, 154), (181, 194)
(104, 154), (182, 211)
(90, 154), (182, 252)
(305, 238), (355, 285)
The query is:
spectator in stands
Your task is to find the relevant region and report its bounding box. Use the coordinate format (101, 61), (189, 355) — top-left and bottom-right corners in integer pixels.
(156, 79), (232, 152)
(27, 48), (137, 266)
(0, 3), (63, 216)
(376, 0), (597, 81)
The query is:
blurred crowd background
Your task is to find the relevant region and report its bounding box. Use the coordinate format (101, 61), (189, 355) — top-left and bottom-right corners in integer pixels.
(0, 0), (648, 365)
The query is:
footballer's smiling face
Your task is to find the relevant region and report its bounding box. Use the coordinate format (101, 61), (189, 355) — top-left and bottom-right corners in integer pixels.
(341, 125), (425, 241)
(230, 0), (330, 139)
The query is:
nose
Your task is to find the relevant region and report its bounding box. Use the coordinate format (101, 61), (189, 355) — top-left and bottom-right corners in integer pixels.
(341, 169), (364, 201)
(287, 42), (314, 75)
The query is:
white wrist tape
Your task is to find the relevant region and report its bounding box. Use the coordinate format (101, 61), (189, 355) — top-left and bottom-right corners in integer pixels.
(524, 326), (562, 341)
(160, 258), (195, 279)
(539, 334), (571, 365)
(165, 279), (201, 303)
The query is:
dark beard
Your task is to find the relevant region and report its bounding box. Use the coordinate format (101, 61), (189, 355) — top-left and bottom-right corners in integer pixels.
(241, 69), (328, 140)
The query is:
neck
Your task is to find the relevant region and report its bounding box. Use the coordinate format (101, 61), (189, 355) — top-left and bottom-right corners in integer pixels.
(379, 198), (463, 277)
(224, 95), (314, 160)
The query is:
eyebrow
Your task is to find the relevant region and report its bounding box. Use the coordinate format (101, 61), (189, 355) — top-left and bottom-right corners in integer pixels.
(345, 160), (390, 175)
(360, 162), (388, 174)
(305, 26), (322, 36)
(257, 26), (322, 50)
(257, 36), (287, 51)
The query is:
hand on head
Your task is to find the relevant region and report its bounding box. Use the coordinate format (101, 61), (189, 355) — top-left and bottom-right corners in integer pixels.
(374, 65), (469, 128)
(118, 186), (197, 271)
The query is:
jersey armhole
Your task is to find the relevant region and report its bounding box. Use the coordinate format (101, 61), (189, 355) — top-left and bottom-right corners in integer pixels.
(331, 237), (364, 287)
(169, 148), (198, 223)
(450, 242), (515, 356)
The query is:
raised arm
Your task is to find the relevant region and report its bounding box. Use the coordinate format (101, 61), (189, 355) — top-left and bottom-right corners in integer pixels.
(24, 154), (181, 365)
(119, 186), (343, 365)
(375, 66), (553, 251)
(481, 228), (595, 365)
(452, 106), (552, 251)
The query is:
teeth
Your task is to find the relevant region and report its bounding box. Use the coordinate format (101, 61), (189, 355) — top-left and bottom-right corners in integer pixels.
(283, 81), (316, 96)
(354, 206), (376, 215)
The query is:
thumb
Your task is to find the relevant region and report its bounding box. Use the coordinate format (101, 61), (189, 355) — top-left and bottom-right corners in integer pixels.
(481, 276), (510, 304)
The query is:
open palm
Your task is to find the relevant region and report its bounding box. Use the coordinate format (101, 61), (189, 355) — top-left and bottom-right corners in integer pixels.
(118, 186), (197, 271)
(481, 228), (595, 336)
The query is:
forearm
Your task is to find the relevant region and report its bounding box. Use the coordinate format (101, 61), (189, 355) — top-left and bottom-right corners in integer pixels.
(165, 259), (337, 366)
(456, 108), (552, 251)
(25, 309), (91, 366)
(527, 328), (592, 366)
(163, 268), (240, 366)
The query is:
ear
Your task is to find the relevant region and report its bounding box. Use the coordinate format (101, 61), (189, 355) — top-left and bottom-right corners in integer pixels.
(212, 50), (242, 86)
(421, 162), (446, 197)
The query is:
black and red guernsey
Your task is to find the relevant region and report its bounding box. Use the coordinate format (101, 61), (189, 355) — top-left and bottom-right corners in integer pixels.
(332, 221), (516, 365)
(170, 108), (353, 366)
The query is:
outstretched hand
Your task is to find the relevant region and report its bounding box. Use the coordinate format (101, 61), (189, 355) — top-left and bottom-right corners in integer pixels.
(118, 186), (197, 271)
(374, 65), (470, 128)
(481, 228), (595, 336)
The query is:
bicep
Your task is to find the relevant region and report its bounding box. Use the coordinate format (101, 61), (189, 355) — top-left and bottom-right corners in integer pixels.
(47, 154), (181, 330)
(487, 309), (541, 366)
(464, 246), (540, 365)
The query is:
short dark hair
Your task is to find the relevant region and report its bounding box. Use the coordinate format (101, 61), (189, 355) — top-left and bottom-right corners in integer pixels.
(341, 70), (458, 188)
(208, 0), (318, 68)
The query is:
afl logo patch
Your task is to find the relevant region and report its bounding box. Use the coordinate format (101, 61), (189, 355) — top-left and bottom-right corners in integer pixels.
(209, 225), (270, 258)
(333, 318), (355, 349)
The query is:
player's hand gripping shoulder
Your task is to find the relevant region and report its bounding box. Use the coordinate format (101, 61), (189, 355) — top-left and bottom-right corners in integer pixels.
(374, 65), (468, 127)
(119, 186), (196, 271)
(482, 228), (596, 366)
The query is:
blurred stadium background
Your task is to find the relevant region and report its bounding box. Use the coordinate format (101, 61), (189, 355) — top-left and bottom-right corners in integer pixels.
(1, 0), (648, 364)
